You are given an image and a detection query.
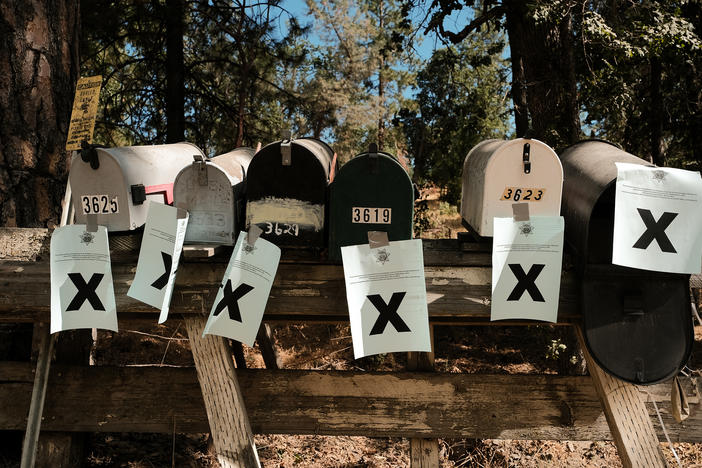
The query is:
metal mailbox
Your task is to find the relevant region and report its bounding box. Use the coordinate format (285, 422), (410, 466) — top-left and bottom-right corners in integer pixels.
(245, 137), (336, 248)
(460, 138), (563, 237)
(173, 147), (254, 245)
(560, 140), (693, 384)
(328, 147), (414, 262)
(70, 143), (203, 231)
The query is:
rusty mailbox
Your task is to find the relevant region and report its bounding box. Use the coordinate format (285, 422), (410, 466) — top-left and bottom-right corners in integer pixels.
(172, 147), (254, 245)
(560, 140), (693, 384)
(70, 143), (202, 231)
(245, 137), (336, 248)
(461, 138), (563, 237)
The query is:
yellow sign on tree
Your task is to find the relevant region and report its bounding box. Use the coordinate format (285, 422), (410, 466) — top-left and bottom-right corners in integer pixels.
(66, 75), (102, 151)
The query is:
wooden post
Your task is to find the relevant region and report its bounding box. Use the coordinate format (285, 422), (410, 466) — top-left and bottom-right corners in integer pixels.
(184, 316), (260, 468)
(21, 323), (56, 468)
(575, 327), (666, 468)
(256, 324), (281, 369)
(407, 326), (439, 468)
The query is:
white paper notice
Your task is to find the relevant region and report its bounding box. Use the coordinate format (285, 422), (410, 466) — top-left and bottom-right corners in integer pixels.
(127, 202), (188, 323)
(491, 216), (564, 323)
(203, 232), (281, 345)
(341, 239), (431, 359)
(613, 163), (702, 274)
(50, 225), (118, 333)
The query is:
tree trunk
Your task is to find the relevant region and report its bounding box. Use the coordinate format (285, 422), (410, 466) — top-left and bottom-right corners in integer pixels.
(504, 0), (580, 147)
(0, 0), (80, 227)
(377, 0), (386, 150)
(165, 0), (185, 143)
(649, 56), (665, 166)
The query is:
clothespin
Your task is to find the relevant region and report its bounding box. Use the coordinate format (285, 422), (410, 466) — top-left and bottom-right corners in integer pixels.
(247, 224), (263, 246)
(86, 214), (98, 232)
(281, 130), (292, 166)
(368, 143), (379, 175)
(512, 203), (530, 222)
(176, 202), (188, 219)
(368, 231), (389, 249)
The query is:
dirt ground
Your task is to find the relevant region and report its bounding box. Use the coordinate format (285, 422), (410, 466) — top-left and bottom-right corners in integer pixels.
(2, 190), (701, 467)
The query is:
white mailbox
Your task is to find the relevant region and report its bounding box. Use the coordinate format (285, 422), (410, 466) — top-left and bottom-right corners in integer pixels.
(460, 138), (563, 237)
(70, 143), (203, 231)
(173, 147), (254, 245)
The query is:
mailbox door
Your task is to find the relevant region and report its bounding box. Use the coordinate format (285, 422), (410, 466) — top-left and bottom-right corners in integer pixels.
(582, 268), (693, 384)
(245, 139), (334, 247)
(481, 139), (562, 236)
(329, 153), (413, 262)
(173, 163), (237, 244)
(69, 151), (132, 231)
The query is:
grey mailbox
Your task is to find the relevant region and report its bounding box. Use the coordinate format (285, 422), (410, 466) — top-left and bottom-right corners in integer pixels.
(560, 140), (693, 384)
(70, 143), (203, 231)
(173, 147), (254, 245)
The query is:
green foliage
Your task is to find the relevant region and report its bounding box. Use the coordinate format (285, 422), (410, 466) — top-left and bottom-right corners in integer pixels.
(578, 1), (702, 169)
(396, 26), (510, 204)
(81, 0), (306, 154)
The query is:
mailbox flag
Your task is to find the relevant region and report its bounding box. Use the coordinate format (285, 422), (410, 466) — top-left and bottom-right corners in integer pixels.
(491, 216), (564, 322)
(612, 163), (702, 274)
(203, 232), (280, 346)
(341, 239), (431, 359)
(127, 201), (188, 323)
(50, 225), (118, 333)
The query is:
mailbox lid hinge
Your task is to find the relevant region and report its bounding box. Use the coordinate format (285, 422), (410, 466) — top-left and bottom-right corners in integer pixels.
(281, 130), (292, 166)
(193, 154), (208, 186)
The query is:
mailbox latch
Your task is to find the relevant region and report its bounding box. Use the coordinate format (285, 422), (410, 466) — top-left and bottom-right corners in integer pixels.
(193, 154), (208, 186)
(131, 184), (146, 205)
(281, 130), (292, 166)
(522, 143), (531, 174)
(368, 143), (379, 174)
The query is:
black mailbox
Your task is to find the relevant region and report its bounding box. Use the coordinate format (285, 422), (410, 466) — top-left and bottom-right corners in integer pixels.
(245, 137), (336, 248)
(328, 147), (414, 262)
(560, 140), (693, 384)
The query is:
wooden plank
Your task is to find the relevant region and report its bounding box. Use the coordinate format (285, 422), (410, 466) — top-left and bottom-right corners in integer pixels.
(1, 363), (701, 442)
(183, 245), (224, 259)
(184, 316), (260, 468)
(576, 327), (667, 468)
(0, 261), (581, 323)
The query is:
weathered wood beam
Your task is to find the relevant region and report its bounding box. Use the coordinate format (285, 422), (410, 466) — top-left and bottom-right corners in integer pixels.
(0, 260), (580, 323)
(1, 363), (699, 443)
(184, 316), (260, 467)
(576, 328), (668, 468)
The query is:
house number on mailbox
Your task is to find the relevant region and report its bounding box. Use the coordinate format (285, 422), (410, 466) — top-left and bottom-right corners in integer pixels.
(352, 207), (392, 224)
(500, 187), (545, 202)
(81, 194), (119, 215)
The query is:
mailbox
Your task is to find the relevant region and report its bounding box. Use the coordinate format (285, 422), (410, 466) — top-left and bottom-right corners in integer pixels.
(460, 138), (563, 237)
(70, 143), (203, 231)
(560, 140), (692, 384)
(172, 147), (254, 245)
(328, 148), (414, 262)
(245, 137), (336, 248)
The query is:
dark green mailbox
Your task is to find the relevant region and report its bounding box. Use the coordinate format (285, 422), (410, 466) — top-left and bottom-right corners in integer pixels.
(328, 147), (414, 262)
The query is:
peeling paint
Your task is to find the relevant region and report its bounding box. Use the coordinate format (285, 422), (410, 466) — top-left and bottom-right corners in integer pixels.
(247, 197), (324, 232)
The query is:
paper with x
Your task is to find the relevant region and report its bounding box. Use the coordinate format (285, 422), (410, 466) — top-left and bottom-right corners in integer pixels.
(613, 163), (702, 274)
(491, 216), (564, 323)
(50, 225), (118, 333)
(203, 232), (280, 345)
(341, 239), (431, 359)
(127, 201), (188, 323)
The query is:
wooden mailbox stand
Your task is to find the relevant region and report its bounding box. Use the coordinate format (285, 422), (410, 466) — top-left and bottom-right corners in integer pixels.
(1, 228), (699, 467)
